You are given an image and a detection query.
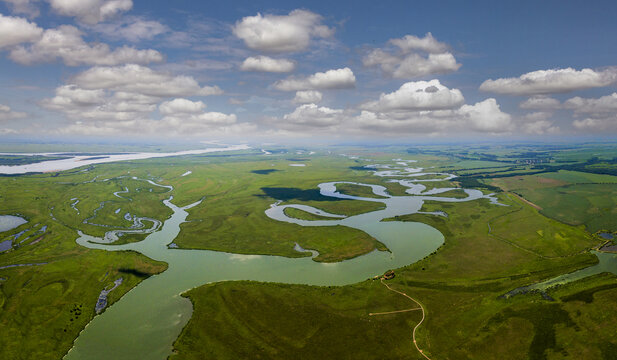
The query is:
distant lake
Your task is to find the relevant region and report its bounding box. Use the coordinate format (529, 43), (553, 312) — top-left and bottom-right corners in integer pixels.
(0, 145), (250, 174)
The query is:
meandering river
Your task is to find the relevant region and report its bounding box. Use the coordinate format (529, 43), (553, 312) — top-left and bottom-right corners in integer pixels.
(64, 161), (502, 360)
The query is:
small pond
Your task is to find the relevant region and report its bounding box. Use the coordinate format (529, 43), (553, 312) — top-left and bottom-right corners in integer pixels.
(0, 215), (27, 232)
(599, 232), (614, 240)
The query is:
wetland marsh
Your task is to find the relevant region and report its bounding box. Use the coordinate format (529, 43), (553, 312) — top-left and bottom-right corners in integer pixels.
(1, 145), (616, 360)
(66, 159), (500, 359)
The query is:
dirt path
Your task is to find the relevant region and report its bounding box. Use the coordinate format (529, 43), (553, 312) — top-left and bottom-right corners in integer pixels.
(509, 192), (542, 210)
(371, 278), (432, 360)
(369, 307), (421, 316)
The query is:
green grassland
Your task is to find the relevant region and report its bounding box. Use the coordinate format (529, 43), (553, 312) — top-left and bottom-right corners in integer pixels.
(417, 180), (461, 193)
(541, 170), (617, 184)
(169, 156), (395, 261)
(544, 273), (617, 359)
(487, 196), (594, 258)
(489, 170), (617, 232)
(175, 272), (617, 360)
(173, 280), (420, 360)
(335, 182), (387, 198)
(283, 207), (344, 221)
(173, 191), (607, 359)
(454, 166), (514, 176)
(2, 144), (617, 359)
(0, 253), (166, 360)
(444, 160), (509, 169)
(382, 180), (418, 195)
(428, 188), (469, 199)
(522, 184), (617, 233)
(0, 163), (175, 359)
(0, 150), (406, 359)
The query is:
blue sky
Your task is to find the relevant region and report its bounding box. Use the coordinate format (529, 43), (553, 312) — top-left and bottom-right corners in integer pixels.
(1, 0), (616, 142)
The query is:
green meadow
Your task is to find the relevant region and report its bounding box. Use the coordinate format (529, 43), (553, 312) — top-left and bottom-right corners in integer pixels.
(0, 163), (172, 359)
(173, 192), (605, 359)
(1, 145), (617, 359)
(170, 156), (394, 261)
(489, 170), (617, 232)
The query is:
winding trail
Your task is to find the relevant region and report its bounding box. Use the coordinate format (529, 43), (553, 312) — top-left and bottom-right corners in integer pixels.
(376, 278), (432, 360)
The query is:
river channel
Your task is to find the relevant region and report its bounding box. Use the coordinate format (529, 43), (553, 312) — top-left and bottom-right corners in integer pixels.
(65, 162), (503, 359)
(504, 250), (617, 298)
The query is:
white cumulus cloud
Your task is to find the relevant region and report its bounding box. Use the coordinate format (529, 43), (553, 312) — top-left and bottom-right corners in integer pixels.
(283, 103), (344, 128)
(343, 83), (511, 136)
(159, 98), (206, 115)
(480, 67), (617, 95)
(564, 93), (617, 133)
(0, 13), (42, 48)
(273, 67), (355, 91)
(363, 33), (461, 78)
(41, 85), (156, 121)
(519, 112), (559, 135)
(158, 104), (242, 136)
(48, 0), (133, 24)
(351, 109), (456, 134)
(389, 33), (448, 54)
(240, 56), (295, 73)
(42, 85), (106, 110)
(233, 9), (334, 53)
(293, 90), (322, 104)
(564, 93), (617, 114)
(9, 25), (163, 66)
(55, 114), (253, 137)
(43, 86), (244, 137)
(42, 65), (225, 134)
(362, 80), (464, 111)
(573, 116), (617, 132)
(72, 64), (222, 97)
(458, 98), (512, 132)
